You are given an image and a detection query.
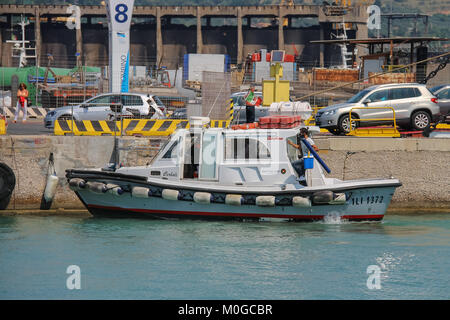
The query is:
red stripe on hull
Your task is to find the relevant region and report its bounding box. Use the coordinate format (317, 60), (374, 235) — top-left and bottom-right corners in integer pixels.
(87, 204), (384, 221)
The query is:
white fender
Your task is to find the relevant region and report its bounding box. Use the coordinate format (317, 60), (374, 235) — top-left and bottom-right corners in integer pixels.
(256, 196), (276, 207)
(312, 191), (334, 204)
(193, 192), (212, 204)
(162, 189), (179, 201)
(86, 181), (106, 194)
(292, 196), (311, 207)
(132, 186), (151, 198)
(106, 184), (123, 196)
(69, 178), (85, 190)
(44, 174), (59, 202)
(225, 194), (243, 206)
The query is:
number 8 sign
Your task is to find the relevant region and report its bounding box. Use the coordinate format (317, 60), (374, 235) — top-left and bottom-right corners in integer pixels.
(106, 0), (134, 92)
(106, 0), (134, 30)
(115, 4), (128, 23)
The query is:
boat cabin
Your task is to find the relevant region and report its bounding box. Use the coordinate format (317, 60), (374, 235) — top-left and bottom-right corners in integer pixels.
(125, 121), (329, 188)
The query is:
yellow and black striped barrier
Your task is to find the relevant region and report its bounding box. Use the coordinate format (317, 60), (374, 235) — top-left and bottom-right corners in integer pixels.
(54, 119), (231, 136)
(0, 119), (6, 135)
(125, 119), (189, 136)
(228, 99), (234, 123)
(436, 123), (450, 130)
(2, 106), (53, 119)
(54, 119), (129, 136)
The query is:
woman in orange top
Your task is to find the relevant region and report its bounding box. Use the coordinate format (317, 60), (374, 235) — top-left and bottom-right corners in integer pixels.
(14, 83), (29, 123)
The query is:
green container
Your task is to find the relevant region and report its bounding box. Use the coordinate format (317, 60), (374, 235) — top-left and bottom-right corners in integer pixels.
(0, 66), (73, 106)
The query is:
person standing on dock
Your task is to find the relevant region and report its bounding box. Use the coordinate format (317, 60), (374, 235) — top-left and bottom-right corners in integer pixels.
(244, 84), (257, 123)
(14, 83), (29, 123)
(287, 128), (319, 179)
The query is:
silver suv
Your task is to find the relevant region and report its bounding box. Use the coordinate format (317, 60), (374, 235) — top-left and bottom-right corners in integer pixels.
(315, 83), (440, 135)
(44, 93), (166, 129)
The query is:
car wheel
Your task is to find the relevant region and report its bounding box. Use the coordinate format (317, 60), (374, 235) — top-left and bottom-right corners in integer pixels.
(338, 114), (357, 134)
(411, 111), (431, 131)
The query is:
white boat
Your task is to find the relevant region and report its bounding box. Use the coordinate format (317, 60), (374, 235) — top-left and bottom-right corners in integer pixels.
(66, 117), (401, 222)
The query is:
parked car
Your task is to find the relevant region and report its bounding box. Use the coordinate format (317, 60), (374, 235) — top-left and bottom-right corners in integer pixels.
(315, 83), (441, 135)
(44, 93), (166, 129)
(169, 108), (187, 119)
(429, 84), (450, 123)
(231, 91), (267, 124)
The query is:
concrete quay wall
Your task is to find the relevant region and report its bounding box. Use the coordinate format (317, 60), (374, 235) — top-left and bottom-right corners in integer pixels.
(0, 135), (449, 210)
(0, 135), (162, 210)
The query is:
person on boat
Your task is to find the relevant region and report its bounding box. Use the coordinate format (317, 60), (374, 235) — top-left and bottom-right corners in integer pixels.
(14, 83), (29, 123)
(244, 84), (257, 123)
(287, 128), (319, 179)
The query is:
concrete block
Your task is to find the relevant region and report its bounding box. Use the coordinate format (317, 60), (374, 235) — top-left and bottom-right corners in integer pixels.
(315, 138), (330, 150)
(417, 138), (450, 152)
(329, 137), (421, 152)
(2, 135), (449, 210)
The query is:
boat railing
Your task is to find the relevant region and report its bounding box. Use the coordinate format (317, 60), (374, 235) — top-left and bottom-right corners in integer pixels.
(305, 105), (326, 126)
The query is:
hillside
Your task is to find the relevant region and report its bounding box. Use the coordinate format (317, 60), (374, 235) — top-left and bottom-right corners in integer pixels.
(386, 0), (450, 15)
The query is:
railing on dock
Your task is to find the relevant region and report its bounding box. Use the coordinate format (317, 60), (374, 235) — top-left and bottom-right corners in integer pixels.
(348, 107), (400, 137)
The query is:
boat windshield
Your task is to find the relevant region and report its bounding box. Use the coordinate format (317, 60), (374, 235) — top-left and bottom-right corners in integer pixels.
(146, 137), (174, 166)
(347, 89), (372, 103)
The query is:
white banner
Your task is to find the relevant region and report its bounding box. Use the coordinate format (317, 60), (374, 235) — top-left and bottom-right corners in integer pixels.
(106, 0), (134, 93)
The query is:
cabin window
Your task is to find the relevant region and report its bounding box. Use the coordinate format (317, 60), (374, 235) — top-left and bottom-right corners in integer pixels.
(162, 139), (179, 159)
(224, 137), (271, 160)
(286, 135), (299, 162)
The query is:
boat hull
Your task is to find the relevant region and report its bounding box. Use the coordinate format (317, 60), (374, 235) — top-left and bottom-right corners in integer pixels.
(70, 175), (397, 222)
(84, 203), (386, 222)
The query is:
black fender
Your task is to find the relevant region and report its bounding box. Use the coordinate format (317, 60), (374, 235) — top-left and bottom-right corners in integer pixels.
(0, 162), (16, 209)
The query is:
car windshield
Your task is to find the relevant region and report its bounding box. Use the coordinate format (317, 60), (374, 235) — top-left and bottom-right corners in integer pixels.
(347, 89), (372, 103)
(153, 96), (165, 108)
(429, 85), (445, 94)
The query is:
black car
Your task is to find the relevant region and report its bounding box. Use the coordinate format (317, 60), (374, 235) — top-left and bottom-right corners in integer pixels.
(170, 108), (187, 119)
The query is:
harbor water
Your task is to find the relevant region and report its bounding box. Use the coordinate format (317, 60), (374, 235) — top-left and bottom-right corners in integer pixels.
(0, 213), (449, 300)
